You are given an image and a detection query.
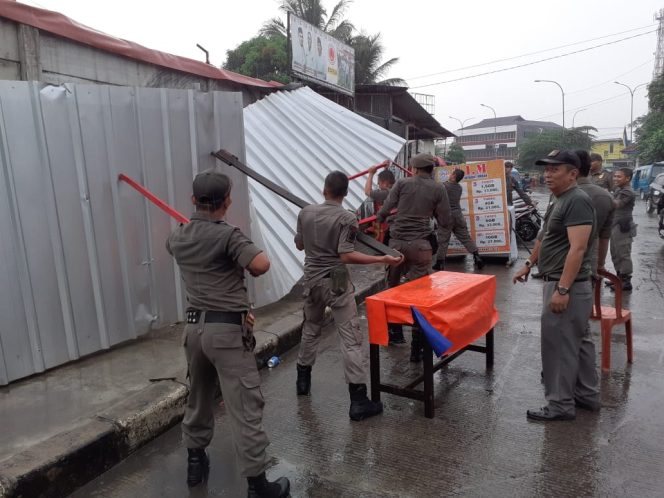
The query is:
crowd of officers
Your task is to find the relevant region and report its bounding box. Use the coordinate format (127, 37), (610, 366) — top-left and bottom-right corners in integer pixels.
(165, 149), (636, 495)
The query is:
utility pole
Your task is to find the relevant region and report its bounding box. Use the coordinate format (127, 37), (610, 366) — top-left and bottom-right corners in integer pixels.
(480, 104), (497, 159)
(614, 81), (648, 143)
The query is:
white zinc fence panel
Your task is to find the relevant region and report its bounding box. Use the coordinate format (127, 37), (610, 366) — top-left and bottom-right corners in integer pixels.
(0, 82), (248, 384)
(244, 87), (406, 306)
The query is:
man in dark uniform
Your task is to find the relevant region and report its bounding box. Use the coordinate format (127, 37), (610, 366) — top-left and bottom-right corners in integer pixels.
(377, 153), (452, 361)
(167, 169), (289, 497)
(575, 150), (614, 275)
(590, 153), (613, 191)
(609, 167), (636, 291)
(504, 161), (534, 207)
(294, 171), (403, 421)
(513, 150), (599, 421)
(435, 168), (484, 270)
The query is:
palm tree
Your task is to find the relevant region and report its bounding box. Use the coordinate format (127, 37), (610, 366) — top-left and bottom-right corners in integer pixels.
(351, 33), (405, 86)
(261, 0), (354, 41)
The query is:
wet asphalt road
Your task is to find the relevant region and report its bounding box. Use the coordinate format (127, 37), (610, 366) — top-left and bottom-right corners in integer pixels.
(72, 190), (664, 497)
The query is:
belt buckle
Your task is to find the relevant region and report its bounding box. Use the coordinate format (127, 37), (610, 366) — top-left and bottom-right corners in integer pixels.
(186, 310), (201, 324)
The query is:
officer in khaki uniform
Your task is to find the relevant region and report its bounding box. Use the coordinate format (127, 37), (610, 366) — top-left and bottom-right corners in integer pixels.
(377, 153), (452, 361)
(436, 168), (484, 270)
(609, 167), (636, 291)
(590, 153), (613, 191)
(167, 169), (289, 498)
(294, 171), (403, 421)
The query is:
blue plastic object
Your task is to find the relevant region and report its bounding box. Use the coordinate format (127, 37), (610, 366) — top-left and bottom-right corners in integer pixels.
(411, 306), (453, 357)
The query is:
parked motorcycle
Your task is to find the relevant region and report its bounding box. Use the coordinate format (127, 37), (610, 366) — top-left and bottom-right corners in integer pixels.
(513, 198), (543, 242)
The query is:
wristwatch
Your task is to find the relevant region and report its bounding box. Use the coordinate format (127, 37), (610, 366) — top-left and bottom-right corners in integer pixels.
(525, 260), (533, 268)
(556, 285), (570, 296)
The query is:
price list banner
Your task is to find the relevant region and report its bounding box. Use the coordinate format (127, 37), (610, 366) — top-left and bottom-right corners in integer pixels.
(434, 160), (510, 255)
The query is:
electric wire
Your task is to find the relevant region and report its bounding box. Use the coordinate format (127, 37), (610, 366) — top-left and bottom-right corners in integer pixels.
(411, 30), (656, 89)
(406, 23), (656, 81)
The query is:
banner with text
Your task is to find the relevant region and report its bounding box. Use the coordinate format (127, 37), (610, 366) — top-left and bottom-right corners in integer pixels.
(288, 13), (355, 96)
(434, 160), (510, 256)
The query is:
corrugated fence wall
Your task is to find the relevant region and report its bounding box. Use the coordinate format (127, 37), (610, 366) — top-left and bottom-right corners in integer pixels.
(0, 81), (249, 385)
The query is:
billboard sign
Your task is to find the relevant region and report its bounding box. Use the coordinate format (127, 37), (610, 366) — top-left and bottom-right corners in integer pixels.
(288, 13), (355, 96)
(434, 160), (511, 256)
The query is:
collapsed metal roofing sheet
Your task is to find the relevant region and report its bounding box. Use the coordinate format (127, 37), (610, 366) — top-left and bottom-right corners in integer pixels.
(244, 87), (406, 306)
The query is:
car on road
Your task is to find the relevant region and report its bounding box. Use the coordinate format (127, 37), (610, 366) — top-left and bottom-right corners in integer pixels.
(645, 172), (664, 214)
(633, 163), (664, 199)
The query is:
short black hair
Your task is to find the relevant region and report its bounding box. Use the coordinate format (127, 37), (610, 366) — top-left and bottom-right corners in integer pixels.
(590, 153), (602, 163)
(617, 167), (633, 180)
(324, 171), (349, 198)
(574, 150), (591, 177)
(453, 168), (465, 182)
(377, 169), (395, 185)
(504, 161), (514, 168)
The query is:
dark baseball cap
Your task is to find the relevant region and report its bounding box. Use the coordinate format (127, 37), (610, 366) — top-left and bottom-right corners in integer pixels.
(192, 169), (231, 206)
(409, 153), (438, 169)
(535, 149), (581, 169)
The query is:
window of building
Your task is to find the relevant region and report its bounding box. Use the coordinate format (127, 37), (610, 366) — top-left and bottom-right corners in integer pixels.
(609, 143), (614, 153)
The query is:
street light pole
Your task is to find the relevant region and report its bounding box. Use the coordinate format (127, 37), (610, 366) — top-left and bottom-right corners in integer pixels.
(480, 104), (497, 159)
(449, 115), (475, 138)
(572, 108), (587, 129)
(535, 79), (565, 137)
(614, 81), (648, 143)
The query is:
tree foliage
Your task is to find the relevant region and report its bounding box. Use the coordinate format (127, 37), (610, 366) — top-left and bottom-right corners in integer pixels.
(636, 75), (664, 164)
(224, 36), (291, 84)
(518, 127), (595, 169)
(224, 0), (402, 86)
(444, 142), (466, 164)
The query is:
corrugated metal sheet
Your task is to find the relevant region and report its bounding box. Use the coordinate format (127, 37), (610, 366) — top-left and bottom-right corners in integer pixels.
(0, 81), (248, 384)
(243, 87), (406, 306)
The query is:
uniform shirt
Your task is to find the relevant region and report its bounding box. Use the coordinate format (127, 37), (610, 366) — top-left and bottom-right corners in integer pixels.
(443, 181), (463, 212)
(295, 200), (357, 285)
(369, 189), (389, 204)
(538, 186), (595, 280)
(612, 185), (635, 222)
(166, 212), (261, 312)
(377, 174), (452, 240)
(577, 178), (614, 240)
(591, 169), (613, 191)
(506, 174), (533, 206)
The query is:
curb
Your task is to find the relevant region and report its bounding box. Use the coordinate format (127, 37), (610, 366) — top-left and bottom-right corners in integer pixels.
(0, 274), (385, 498)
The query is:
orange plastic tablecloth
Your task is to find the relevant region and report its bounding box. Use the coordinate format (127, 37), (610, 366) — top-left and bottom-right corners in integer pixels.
(365, 271), (499, 353)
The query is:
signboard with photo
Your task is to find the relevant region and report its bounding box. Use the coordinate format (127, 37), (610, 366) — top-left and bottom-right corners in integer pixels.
(288, 13), (355, 96)
(434, 160), (511, 256)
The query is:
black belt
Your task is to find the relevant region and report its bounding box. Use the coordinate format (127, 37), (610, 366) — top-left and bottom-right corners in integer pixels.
(186, 310), (243, 325)
(541, 275), (590, 283)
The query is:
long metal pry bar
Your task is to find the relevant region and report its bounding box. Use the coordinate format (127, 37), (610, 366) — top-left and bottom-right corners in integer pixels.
(212, 149), (400, 258)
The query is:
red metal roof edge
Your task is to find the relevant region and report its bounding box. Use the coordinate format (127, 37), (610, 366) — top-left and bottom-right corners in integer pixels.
(0, 0), (282, 89)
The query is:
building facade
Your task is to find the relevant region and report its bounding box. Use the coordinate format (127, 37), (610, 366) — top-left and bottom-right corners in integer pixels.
(591, 139), (633, 168)
(455, 115), (561, 164)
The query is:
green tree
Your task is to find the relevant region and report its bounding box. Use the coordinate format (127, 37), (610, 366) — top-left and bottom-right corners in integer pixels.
(224, 35), (291, 84)
(350, 33), (405, 86)
(444, 142), (466, 164)
(518, 127), (595, 169)
(636, 76), (664, 164)
(261, 0), (354, 40)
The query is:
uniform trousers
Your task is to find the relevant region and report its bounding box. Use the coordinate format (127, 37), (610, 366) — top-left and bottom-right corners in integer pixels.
(610, 223), (635, 276)
(182, 320), (269, 477)
(386, 238), (433, 288)
(541, 281), (599, 416)
(297, 279), (367, 384)
(437, 210), (478, 260)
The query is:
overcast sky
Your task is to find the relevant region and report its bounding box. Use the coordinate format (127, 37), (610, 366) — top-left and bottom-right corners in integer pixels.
(19, 0), (662, 140)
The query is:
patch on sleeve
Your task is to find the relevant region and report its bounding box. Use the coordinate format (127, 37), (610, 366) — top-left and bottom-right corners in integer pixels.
(347, 224), (358, 244)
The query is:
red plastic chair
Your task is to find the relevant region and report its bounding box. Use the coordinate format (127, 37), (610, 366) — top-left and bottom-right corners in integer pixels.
(591, 269), (633, 372)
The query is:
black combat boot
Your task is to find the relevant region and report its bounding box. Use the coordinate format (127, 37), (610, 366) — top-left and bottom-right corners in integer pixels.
(432, 258), (445, 271)
(247, 472), (290, 498)
(296, 364), (311, 395)
(410, 328), (423, 363)
(622, 275), (633, 291)
(348, 383), (383, 421)
(388, 324), (406, 344)
(472, 251), (485, 269)
(186, 448), (209, 487)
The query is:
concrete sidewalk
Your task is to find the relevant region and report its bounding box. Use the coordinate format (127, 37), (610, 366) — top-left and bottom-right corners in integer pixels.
(0, 264), (386, 498)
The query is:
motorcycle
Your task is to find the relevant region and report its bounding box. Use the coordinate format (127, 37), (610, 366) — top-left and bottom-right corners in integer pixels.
(513, 198), (543, 242)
